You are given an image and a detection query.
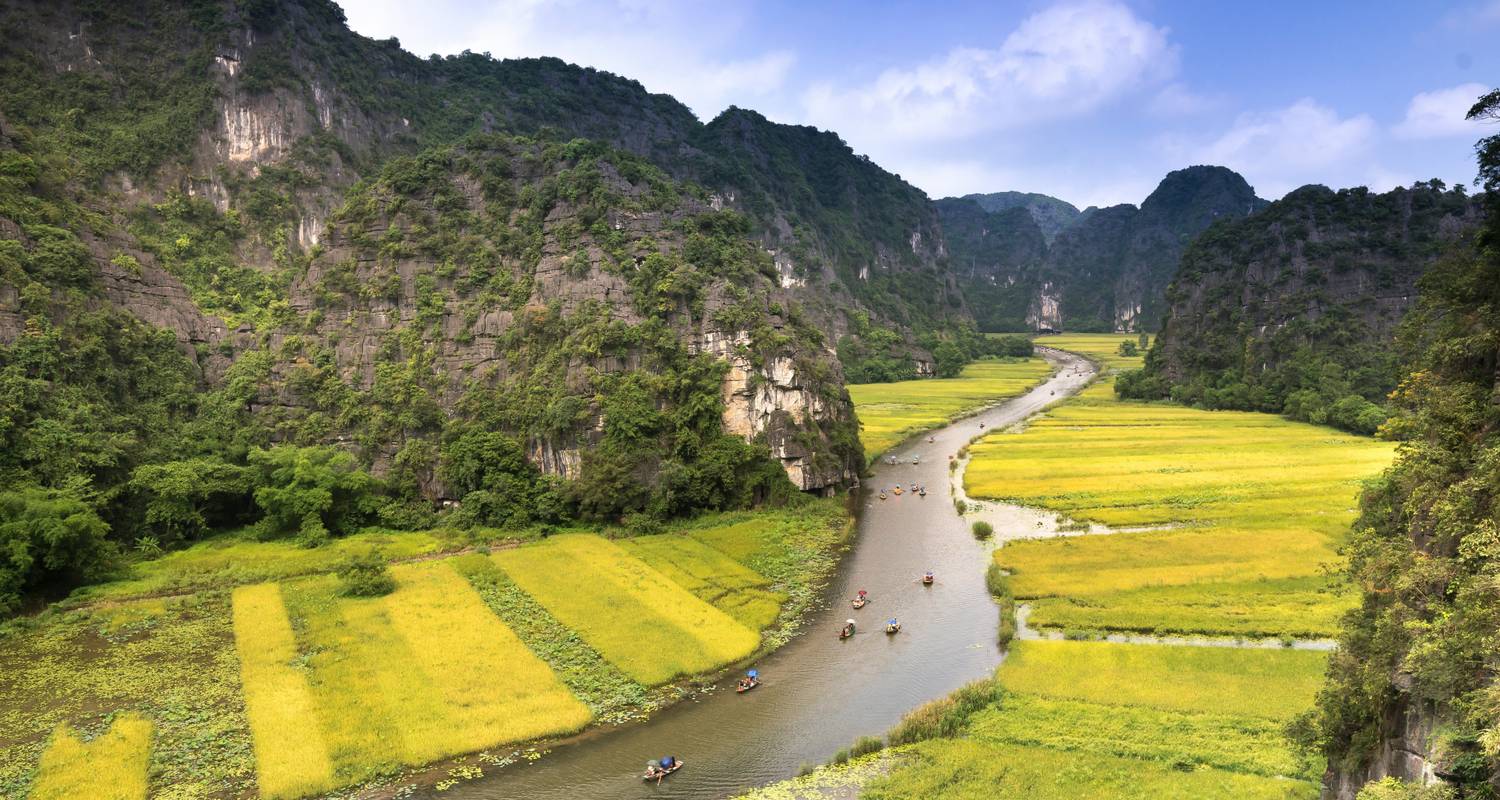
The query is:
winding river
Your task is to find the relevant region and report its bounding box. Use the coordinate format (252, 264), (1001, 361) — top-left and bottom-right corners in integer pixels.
(442, 348), (1095, 800)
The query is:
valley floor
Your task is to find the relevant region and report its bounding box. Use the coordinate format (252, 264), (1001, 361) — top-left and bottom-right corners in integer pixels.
(745, 333), (1391, 800)
(0, 502), (849, 800)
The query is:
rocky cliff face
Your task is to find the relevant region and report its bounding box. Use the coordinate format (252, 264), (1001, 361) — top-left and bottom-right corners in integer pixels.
(941, 166), (1265, 333)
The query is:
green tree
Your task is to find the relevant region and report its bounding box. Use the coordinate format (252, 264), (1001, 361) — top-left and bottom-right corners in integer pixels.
(0, 487), (113, 614)
(248, 446), (379, 543)
(129, 457), (253, 545)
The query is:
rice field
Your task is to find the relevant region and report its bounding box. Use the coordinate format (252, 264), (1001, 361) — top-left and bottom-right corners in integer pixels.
(860, 739), (1313, 800)
(261, 562), (591, 783)
(848, 357), (1054, 457)
(493, 534), (762, 684)
(996, 640), (1325, 721)
(6, 503), (844, 799)
(28, 715), (153, 800)
(232, 584), (335, 798)
(970, 395), (1394, 637)
(618, 535), (786, 630)
(1031, 332), (1144, 372)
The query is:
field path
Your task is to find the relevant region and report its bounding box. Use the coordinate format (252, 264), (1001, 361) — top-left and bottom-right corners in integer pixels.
(440, 348), (1095, 800)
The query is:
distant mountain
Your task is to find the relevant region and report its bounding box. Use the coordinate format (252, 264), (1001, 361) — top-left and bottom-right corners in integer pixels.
(940, 166), (1267, 332)
(960, 191), (1082, 243)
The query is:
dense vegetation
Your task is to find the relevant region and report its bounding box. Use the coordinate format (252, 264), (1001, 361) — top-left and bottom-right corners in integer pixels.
(1118, 181), (1478, 435)
(1122, 180), (1482, 432)
(1298, 90), (1500, 796)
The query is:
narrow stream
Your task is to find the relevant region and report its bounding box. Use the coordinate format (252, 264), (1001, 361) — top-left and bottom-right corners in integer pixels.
(439, 348), (1094, 800)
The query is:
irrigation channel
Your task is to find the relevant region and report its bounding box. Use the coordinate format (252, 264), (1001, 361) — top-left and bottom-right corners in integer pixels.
(442, 348), (1095, 800)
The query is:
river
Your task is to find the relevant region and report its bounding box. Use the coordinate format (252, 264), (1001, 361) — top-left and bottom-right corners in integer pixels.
(440, 347), (1095, 800)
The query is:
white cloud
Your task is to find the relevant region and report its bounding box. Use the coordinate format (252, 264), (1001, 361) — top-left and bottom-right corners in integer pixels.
(1178, 99), (1378, 197)
(799, 0), (1176, 145)
(338, 0), (793, 118)
(1147, 83), (1220, 116)
(1393, 83), (1490, 139)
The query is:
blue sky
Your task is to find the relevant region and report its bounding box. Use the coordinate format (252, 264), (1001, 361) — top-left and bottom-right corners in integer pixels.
(339, 0), (1500, 209)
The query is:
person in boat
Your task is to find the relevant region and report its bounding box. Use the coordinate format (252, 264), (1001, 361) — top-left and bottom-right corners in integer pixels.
(841, 619), (856, 638)
(886, 617), (901, 633)
(878, 490), (887, 500)
(923, 570), (935, 584)
(738, 669), (759, 691)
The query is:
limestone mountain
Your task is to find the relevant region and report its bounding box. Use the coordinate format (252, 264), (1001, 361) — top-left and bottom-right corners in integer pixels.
(0, 0), (1003, 562)
(960, 190), (1081, 243)
(940, 165), (1266, 333)
(1119, 180), (1480, 434)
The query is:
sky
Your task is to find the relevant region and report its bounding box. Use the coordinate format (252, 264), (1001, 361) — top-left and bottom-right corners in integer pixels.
(338, 0), (1500, 210)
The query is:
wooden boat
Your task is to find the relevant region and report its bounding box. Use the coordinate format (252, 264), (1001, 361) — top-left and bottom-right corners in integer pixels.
(736, 678), (759, 693)
(922, 573), (935, 585)
(851, 596), (867, 609)
(885, 622), (902, 635)
(643, 760), (684, 781)
(893, 486), (902, 495)
(839, 620), (856, 640)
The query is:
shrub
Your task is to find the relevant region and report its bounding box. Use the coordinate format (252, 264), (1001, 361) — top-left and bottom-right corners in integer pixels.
(971, 521), (994, 539)
(1117, 340), (1139, 357)
(887, 678), (1005, 745)
(954, 498), (967, 515)
(336, 550), (396, 597)
(850, 735), (884, 758)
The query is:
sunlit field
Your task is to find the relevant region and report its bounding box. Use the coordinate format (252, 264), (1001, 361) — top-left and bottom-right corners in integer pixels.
(997, 640), (1325, 720)
(970, 395), (1394, 637)
(848, 357), (1054, 457)
(29, 715), (153, 800)
(861, 639), (1324, 799)
(1, 495), (841, 799)
(861, 739), (1312, 800)
(1031, 332), (1144, 371)
(493, 534), (762, 684)
(619, 535), (786, 630)
(264, 562), (591, 784)
(232, 583), (335, 798)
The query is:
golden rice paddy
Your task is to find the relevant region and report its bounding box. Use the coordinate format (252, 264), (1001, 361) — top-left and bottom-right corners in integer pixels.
(493, 534), (762, 684)
(970, 393), (1394, 637)
(848, 357), (1054, 457)
(28, 715), (153, 800)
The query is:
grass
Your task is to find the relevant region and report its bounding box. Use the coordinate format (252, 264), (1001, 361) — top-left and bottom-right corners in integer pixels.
(847, 357), (1054, 457)
(232, 583), (335, 798)
(492, 534), (762, 685)
(860, 739), (1315, 800)
(272, 562), (591, 783)
(28, 714), (153, 800)
(74, 527), (458, 603)
(970, 395), (1394, 637)
(617, 534), (786, 630)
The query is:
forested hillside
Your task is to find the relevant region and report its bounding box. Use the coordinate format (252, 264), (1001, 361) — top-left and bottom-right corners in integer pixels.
(0, 0), (996, 609)
(1119, 181), (1479, 434)
(1299, 89), (1500, 798)
(940, 165), (1265, 333)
